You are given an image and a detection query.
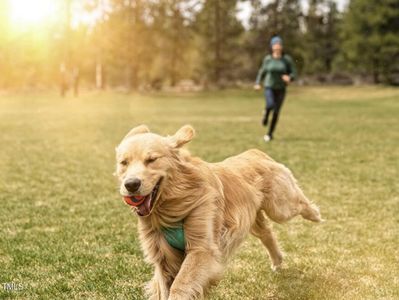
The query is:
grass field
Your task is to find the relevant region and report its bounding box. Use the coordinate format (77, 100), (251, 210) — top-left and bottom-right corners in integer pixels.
(0, 86), (398, 299)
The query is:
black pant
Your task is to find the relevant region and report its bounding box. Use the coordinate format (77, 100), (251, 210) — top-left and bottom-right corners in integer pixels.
(263, 88), (286, 138)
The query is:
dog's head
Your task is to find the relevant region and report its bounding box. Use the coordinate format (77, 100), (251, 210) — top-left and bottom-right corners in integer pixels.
(115, 125), (195, 217)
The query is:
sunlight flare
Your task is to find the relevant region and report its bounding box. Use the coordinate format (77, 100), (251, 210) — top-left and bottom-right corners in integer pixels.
(10, 0), (57, 27)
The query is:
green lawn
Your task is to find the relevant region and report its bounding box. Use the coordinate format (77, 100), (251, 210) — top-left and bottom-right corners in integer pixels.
(0, 86), (398, 299)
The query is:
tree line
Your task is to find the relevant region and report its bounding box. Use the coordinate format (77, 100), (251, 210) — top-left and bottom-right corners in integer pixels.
(0, 0), (398, 92)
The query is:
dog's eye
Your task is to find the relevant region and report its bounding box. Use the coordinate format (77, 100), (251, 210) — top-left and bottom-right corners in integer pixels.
(145, 157), (158, 164)
(120, 159), (128, 166)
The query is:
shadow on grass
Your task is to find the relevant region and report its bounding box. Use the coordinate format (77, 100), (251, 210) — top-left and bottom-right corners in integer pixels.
(276, 137), (329, 143)
(271, 266), (348, 300)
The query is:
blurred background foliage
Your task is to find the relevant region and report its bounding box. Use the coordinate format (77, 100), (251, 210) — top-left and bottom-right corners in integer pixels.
(0, 0), (398, 91)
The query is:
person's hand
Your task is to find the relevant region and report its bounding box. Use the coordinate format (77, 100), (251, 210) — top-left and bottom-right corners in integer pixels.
(254, 84), (262, 91)
(282, 75), (291, 83)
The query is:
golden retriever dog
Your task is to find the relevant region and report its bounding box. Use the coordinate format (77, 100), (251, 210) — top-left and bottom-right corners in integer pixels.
(115, 125), (322, 300)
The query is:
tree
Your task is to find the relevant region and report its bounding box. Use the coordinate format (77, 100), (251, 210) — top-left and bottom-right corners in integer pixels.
(0, 1), (11, 88)
(302, 0), (341, 75)
(195, 0), (244, 86)
(323, 1), (340, 73)
(341, 0), (399, 83)
(104, 0), (148, 91)
(57, 0), (91, 96)
(151, 0), (195, 87)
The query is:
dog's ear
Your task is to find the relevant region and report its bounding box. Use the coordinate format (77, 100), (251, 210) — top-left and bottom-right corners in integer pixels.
(123, 125), (150, 140)
(168, 125), (195, 148)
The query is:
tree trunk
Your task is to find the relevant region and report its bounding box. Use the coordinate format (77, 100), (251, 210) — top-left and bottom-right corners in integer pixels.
(95, 0), (106, 91)
(96, 62), (104, 89)
(372, 58), (380, 84)
(60, 62), (68, 97)
(170, 4), (179, 87)
(125, 0), (141, 91)
(214, 0), (221, 85)
(72, 66), (80, 96)
(60, 0), (72, 97)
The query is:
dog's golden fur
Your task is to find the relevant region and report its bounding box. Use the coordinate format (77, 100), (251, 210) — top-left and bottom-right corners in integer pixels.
(115, 125), (322, 300)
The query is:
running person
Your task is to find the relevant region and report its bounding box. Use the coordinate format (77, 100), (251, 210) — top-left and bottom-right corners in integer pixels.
(254, 36), (297, 142)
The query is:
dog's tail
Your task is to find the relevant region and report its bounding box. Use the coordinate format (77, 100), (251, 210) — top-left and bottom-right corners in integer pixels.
(297, 189), (323, 223)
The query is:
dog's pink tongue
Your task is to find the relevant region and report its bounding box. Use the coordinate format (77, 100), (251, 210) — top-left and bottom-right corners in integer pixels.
(138, 195), (152, 216)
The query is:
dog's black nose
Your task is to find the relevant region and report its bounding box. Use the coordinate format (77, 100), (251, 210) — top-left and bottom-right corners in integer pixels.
(124, 178), (141, 193)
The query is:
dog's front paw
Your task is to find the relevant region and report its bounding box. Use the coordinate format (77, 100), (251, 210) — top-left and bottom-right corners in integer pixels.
(145, 279), (167, 300)
(168, 288), (192, 300)
(271, 253), (283, 272)
(271, 263), (282, 272)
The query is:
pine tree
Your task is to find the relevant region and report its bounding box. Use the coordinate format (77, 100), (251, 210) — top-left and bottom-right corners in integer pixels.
(323, 1), (340, 73)
(103, 0), (149, 90)
(195, 0), (244, 86)
(302, 0), (342, 76)
(0, 1), (11, 88)
(152, 0), (194, 87)
(341, 0), (399, 83)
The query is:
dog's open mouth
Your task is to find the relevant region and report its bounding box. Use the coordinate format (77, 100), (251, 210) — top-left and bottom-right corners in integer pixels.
(123, 178), (162, 216)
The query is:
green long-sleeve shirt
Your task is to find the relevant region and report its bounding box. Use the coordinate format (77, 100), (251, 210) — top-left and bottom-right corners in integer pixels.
(255, 54), (297, 90)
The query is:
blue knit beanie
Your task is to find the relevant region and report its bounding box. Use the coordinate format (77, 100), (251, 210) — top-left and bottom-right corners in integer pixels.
(270, 36), (283, 47)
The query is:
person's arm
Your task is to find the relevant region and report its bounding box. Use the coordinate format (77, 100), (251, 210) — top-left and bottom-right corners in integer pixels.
(284, 55), (297, 81)
(255, 57), (267, 86)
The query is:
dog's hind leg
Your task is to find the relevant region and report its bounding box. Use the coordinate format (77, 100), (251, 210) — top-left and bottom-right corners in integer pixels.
(261, 164), (322, 224)
(250, 211), (283, 271)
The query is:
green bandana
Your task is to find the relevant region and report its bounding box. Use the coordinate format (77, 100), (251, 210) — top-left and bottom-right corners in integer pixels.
(161, 222), (185, 252)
